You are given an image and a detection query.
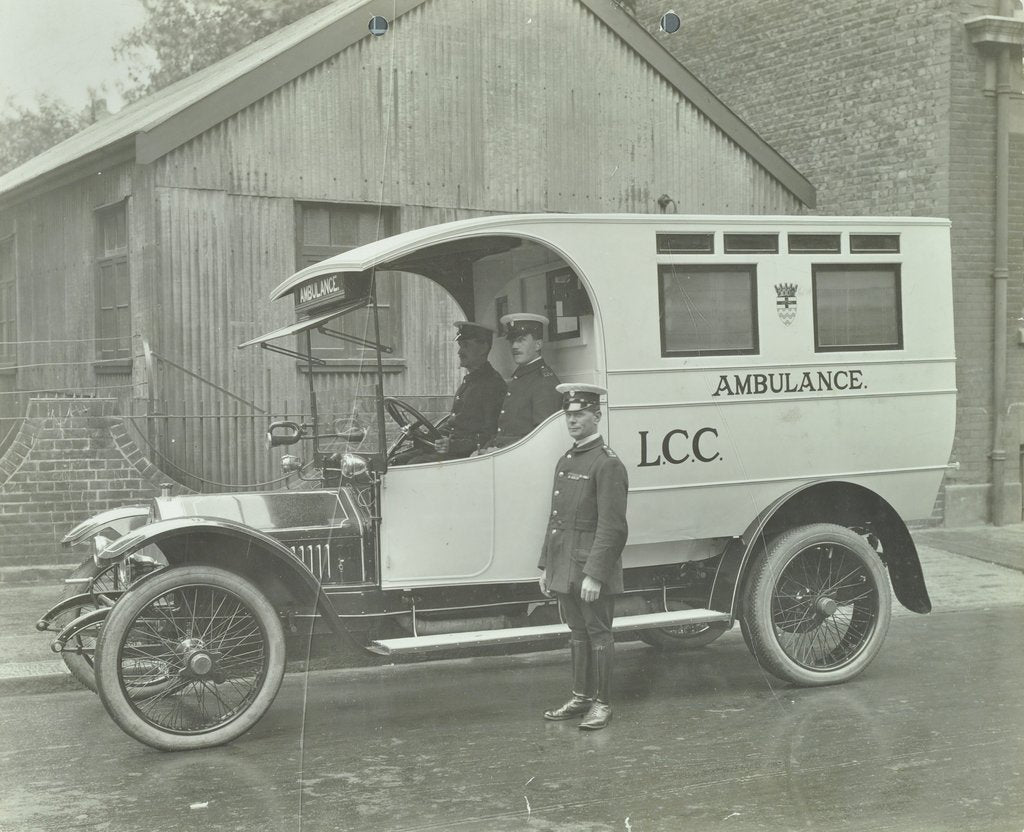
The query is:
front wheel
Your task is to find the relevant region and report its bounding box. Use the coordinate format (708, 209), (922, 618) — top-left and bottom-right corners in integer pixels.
(743, 523), (892, 686)
(95, 566), (286, 751)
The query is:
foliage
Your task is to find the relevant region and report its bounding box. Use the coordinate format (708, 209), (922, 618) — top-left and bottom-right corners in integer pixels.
(0, 95), (89, 176)
(115, 0), (333, 101)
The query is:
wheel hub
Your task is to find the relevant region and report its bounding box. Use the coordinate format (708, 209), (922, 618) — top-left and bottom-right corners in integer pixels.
(177, 638), (219, 679)
(188, 652), (214, 675)
(815, 596), (839, 617)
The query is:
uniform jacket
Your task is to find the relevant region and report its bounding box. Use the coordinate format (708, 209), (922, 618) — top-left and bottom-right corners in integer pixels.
(444, 361), (507, 457)
(492, 358), (561, 447)
(538, 434), (629, 595)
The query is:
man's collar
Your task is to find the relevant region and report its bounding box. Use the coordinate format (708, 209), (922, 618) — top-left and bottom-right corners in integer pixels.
(464, 360), (492, 376)
(573, 432), (602, 449)
(512, 356), (544, 377)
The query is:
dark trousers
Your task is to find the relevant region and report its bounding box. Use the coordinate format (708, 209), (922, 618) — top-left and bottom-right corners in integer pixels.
(556, 587), (614, 648)
(556, 586), (615, 704)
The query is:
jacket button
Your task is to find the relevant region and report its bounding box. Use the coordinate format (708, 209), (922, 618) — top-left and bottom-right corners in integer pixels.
(552, 510), (558, 516)
(500, 410), (505, 415)
(551, 529), (557, 535)
(554, 490), (560, 496)
(558, 472), (564, 478)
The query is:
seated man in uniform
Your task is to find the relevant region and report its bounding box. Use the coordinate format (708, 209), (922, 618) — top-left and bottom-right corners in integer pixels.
(396, 321), (507, 463)
(479, 313), (562, 451)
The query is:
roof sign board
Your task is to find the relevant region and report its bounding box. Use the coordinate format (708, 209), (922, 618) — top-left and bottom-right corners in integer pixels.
(293, 271), (372, 316)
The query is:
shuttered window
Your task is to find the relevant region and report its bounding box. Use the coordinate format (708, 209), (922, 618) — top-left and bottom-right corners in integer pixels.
(296, 203), (400, 366)
(96, 203), (131, 362)
(0, 237), (15, 368)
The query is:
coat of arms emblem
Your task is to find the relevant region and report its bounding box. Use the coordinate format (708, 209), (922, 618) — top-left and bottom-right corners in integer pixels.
(775, 283), (798, 326)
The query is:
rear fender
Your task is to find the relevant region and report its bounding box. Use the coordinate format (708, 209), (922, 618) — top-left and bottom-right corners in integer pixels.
(61, 505), (150, 548)
(709, 480), (931, 616)
(97, 517), (344, 634)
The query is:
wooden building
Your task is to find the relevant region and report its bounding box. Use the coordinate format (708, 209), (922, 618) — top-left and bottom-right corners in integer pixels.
(0, 0), (812, 492)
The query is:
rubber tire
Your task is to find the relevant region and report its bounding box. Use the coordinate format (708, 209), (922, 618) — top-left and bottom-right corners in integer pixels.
(743, 523), (892, 687)
(95, 566), (286, 752)
(56, 557), (120, 693)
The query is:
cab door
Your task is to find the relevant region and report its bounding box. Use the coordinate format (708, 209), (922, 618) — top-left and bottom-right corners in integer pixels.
(378, 414), (566, 589)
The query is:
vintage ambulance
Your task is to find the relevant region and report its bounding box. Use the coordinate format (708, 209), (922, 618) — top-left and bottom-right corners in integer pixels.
(39, 213), (955, 750)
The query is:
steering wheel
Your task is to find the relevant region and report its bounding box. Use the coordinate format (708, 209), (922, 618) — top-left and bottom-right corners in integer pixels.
(384, 397), (444, 458)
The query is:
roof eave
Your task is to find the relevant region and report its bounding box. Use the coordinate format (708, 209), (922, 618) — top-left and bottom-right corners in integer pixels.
(0, 137), (137, 211)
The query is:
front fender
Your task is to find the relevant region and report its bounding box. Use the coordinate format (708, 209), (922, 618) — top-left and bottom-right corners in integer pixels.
(50, 607), (110, 653)
(62, 505), (150, 548)
(97, 517), (344, 634)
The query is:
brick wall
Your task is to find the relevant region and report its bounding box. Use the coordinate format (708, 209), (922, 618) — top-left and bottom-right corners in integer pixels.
(636, 0), (1024, 523)
(0, 398), (170, 566)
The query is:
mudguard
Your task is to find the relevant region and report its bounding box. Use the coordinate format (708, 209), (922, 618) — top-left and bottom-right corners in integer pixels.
(61, 505), (150, 547)
(97, 517), (345, 634)
(50, 607), (110, 653)
(709, 480), (932, 617)
(36, 590), (124, 632)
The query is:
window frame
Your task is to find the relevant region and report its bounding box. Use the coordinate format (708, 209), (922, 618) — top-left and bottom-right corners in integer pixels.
(658, 263), (760, 358)
(294, 201), (404, 371)
(0, 234), (16, 371)
(94, 200), (132, 368)
(812, 262), (904, 353)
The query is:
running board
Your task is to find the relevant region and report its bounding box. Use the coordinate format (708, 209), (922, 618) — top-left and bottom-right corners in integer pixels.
(367, 609), (731, 656)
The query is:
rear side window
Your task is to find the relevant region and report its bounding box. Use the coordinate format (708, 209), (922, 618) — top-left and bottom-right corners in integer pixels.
(813, 264), (902, 351)
(659, 265), (759, 356)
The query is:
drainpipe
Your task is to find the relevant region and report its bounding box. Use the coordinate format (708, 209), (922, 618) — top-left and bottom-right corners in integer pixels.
(965, 3), (1024, 525)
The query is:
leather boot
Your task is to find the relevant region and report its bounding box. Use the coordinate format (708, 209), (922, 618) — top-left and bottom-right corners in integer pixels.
(544, 639), (593, 720)
(579, 644), (613, 730)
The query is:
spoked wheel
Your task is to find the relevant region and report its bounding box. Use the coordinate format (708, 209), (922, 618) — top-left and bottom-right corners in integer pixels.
(56, 557), (176, 698)
(95, 566), (285, 751)
(57, 557), (121, 692)
(743, 523), (891, 686)
(638, 603), (729, 651)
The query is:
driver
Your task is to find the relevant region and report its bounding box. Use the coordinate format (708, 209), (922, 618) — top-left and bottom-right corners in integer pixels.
(395, 321), (506, 463)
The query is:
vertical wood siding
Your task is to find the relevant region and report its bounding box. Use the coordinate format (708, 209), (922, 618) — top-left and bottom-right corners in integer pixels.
(4, 0), (803, 488)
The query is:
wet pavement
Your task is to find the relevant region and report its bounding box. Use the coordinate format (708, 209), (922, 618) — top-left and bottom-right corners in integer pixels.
(0, 525), (1022, 831)
(0, 606), (1021, 831)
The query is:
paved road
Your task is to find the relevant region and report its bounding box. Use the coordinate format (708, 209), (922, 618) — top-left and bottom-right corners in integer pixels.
(0, 544), (1021, 832)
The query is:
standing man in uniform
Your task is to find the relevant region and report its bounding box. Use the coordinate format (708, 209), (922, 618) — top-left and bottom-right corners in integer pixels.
(480, 313), (562, 450)
(395, 321), (506, 463)
(538, 384), (628, 730)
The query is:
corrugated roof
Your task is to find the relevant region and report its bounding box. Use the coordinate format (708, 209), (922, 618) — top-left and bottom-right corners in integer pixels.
(0, 0), (814, 206)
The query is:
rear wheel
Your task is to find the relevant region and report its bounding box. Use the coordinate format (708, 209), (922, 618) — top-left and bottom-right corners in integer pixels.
(95, 566), (286, 751)
(743, 523), (891, 686)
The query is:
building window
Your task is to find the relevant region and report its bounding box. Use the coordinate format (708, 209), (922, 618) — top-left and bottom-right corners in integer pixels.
(813, 264), (903, 352)
(296, 203), (399, 365)
(659, 265), (759, 356)
(0, 236), (15, 368)
(96, 203), (131, 362)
